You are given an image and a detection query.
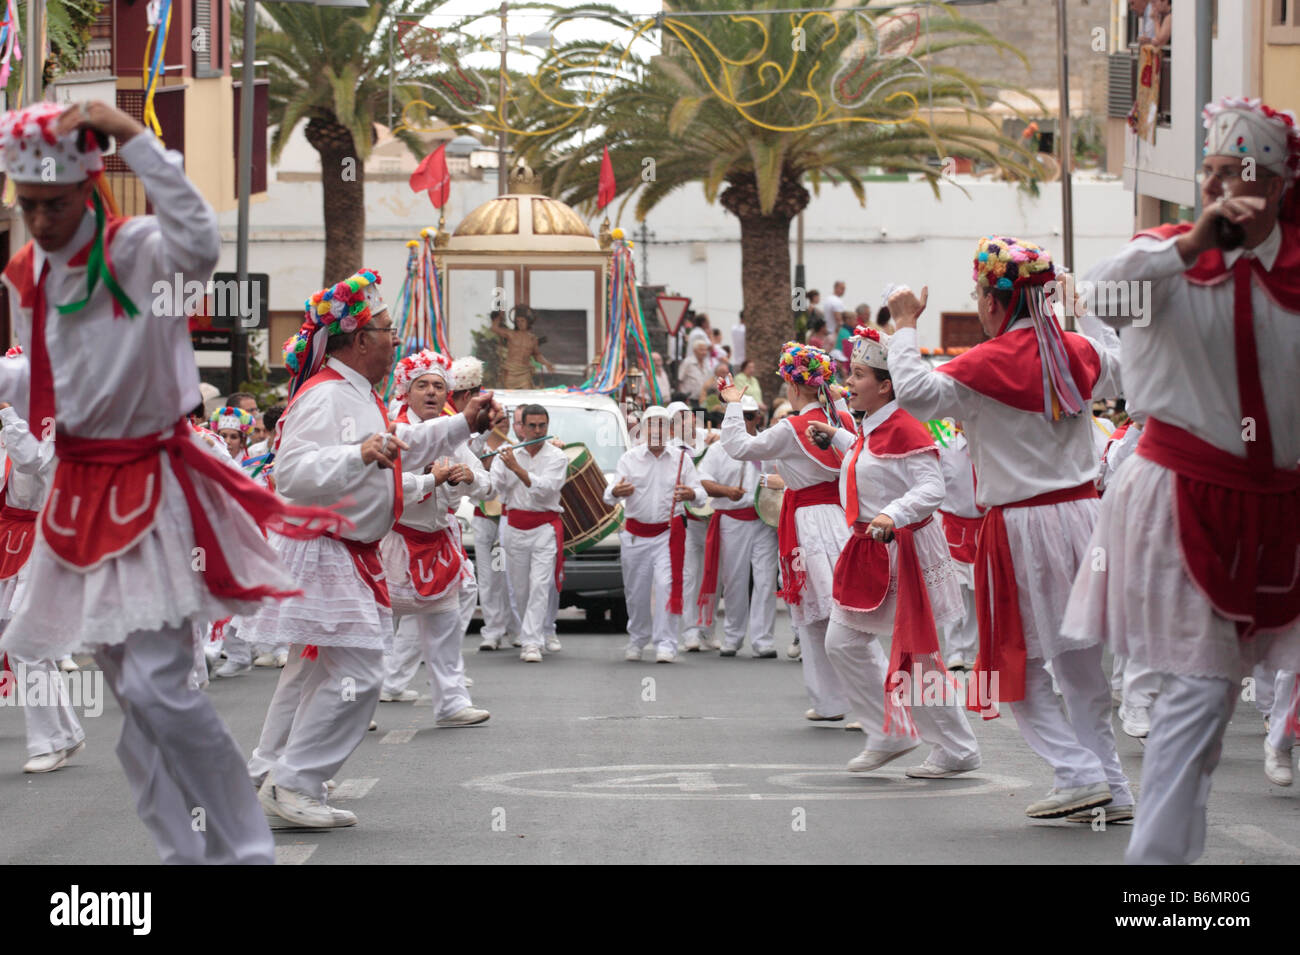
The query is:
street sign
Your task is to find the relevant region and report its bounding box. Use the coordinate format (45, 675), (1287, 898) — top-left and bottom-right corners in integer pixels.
(206, 273), (270, 330)
(655, 295), (691, 336)
(192, 330), (233, 351)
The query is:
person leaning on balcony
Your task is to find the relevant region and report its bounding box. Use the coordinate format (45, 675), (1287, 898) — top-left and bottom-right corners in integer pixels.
(1140, 0), (1170, 47)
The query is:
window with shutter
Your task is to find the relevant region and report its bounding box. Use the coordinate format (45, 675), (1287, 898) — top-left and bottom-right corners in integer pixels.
(194, 0), (221, 77)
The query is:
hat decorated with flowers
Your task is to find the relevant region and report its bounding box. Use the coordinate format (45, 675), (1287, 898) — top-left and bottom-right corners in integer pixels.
(849, 325), (890, 370)
(777, 341), (835, 388)
(394, 348), (452, 397)
(972, 235), (1056, 295)
(209, 405), (255, 435)
(284, 268), (383, 399)
(0, 102), (105, 184)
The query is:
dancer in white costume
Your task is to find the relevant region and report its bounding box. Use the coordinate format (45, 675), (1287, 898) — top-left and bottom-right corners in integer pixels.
(378, 349), (490, 725)
(0, 101), (338, 864)
(887, 235), (1132, 822)
(695, 395), (779, 658)
(804, 325), (981, 778)
(666, 401), (718, 652)
(719, 342), (854, 723)
(935, 426), (980, 671)
(1062, 97), (1300, 863)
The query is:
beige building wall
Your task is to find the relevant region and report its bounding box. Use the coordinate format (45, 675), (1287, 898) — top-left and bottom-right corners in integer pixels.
(185, 76), (239, 214)
(1261, 45), (1300, 115)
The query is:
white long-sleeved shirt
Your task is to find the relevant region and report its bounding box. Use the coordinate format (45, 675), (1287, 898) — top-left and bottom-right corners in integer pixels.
(274, 358), (470, 542)
(490, 441), (567, 513)
(889, 318), (1123, 507)
(604, 444), (706, 524)
(0, 133), (221, 436)
(0, 406), (55, 510)
(1084, 227), (1300, 469)
(697, 440), (761, 513)
(829, 400), (945, 528)
(936, 432), (980, 519)
(397, 407), (493, 533)
(720, 400), (841, 490)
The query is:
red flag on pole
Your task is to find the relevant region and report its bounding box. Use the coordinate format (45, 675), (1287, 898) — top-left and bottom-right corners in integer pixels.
(410, 143), (451, 209)
(597, 145), (616, 211)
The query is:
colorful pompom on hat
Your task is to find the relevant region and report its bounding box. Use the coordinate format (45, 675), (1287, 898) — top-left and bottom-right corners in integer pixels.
(0, 103), (104, 184)
(284, 268), (383, 399)
(209, 405), (255, 435)
(1202, 96), (1300, 182)
(972, 235), (1055, 294)
(394, 349), (452, 397)
(849, 325), (890, 370)
(777, 341), (835, 388)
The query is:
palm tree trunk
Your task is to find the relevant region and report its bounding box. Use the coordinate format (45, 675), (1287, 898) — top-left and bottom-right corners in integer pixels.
(306, 118), (366, 285)
(736, 213), (794, 405)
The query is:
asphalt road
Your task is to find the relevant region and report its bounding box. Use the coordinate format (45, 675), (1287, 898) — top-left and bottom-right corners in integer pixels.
(2, 610), (1297, 865)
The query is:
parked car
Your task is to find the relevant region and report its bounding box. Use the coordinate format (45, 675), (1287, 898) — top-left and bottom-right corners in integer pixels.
(456, 389), (630, 626)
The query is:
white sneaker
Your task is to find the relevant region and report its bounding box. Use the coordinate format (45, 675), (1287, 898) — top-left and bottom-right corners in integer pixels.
(1067, 803), (1135, 824)
(273, 652), (288, 668)
(804, 709), (844, 722)
(478, 635), (501, 652)
(259, 779), (357, 828)
(683, 633), (701, 652)
(848, 743), (920, 773)
(512, 637), (523, 648)
(437, 705), (491, 727)
(369, 720), (378, 731)
(1119, 704), (1151, 739)
(520, 647), (543, 663)
(1025, 782), (1112, 819)
(214, 659), (252, 678)
(1264, 742), (1294, 786)
(58, 656), (80, 673)
(945, 652), (968, 672)
(752, 648), (778, 659)
(787, 641), (801, 660)
(545, 636), (562, 653)
(22, 743), (81, 774)
(624, 646), (643, 662)
(325, 778), (338, 793)
(379, 689), (419, 702)
(253, 653), (278, 668)
(905, 756), (980, 779)
(700, 635), (722, 651)
(719, 645), (739, 657)
(844, 721), (863, 731)
(464, 675), (474, 688)
(656, 647), (676, 663)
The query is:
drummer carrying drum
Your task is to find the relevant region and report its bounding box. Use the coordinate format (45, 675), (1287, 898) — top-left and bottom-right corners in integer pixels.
(607, 406), (708, 664)
(490, 404), (567, 663)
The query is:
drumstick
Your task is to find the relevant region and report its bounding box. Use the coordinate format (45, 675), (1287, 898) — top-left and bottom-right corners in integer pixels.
(478, 435), (555, 460)
(671, 445), (686, 517)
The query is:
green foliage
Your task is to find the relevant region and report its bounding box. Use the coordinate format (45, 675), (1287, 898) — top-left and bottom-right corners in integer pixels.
(8, 0), (104, 98)
(470, 324), (503, 390)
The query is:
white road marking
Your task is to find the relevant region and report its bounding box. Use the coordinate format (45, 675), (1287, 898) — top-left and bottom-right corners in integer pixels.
(464, 763), (1034, 801)
(275, 844), (317, 865)
(1219, 824), (1300, 858)
(331, 777), (379, 800)
(381, 729), (417, 744)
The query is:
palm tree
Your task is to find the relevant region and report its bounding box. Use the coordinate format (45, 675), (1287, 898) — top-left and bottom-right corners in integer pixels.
(236, 0), (477, 285)
(521, 1), (1043, 398)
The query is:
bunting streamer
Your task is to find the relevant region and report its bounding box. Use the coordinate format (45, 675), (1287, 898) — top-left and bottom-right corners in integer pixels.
(568, 237), (663, 403)
(0, 0), (21, 89)
(142, 0), (174, 140)
(383, 229), (450, 401)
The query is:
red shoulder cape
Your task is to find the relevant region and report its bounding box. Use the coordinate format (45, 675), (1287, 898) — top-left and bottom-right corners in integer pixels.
(786, 407), (855, 470)
(867, 407), (938, 458)
(1137, 221), (1300, 309)
(934, 327), (1101, 414)
(3, 217), (132, 308)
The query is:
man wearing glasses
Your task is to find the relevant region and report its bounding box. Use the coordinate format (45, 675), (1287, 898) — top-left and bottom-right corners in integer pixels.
(1063, 96), (1300, 864)
(247, 270), (502, 828)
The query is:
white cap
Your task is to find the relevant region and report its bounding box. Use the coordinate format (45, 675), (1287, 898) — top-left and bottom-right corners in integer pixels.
(665, 401), (692, 418)
(448, 356), (484, 392)
(642, 405), (671, 422)
(0, 102), (105, 184)
(740, 395), (759, 412)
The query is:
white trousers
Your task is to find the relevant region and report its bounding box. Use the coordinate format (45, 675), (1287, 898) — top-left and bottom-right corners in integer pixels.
(1126, 673), (1236, 865)
(1266, 671), (1298, 751)
(621, 530), (681, 653)
(1253, 660), (1277, 718)
(1008, 646), (1133, 805)
(680, 517), (710, 641)
(943, 585), (979, 660)
(472, 515), (512, 642)
(382, 615), (424, 695)
(825, 621), (980, 767)
(712, 517), (778, 652)
(502, 523), (558, 650)
(251, 644), (383, 801)
(1122, 657), (1163, 711)
(8, 654), (85, 757)
(799, 617), (851, 718)
(95, 624), (274, 864)
(392, 591), (476, 720)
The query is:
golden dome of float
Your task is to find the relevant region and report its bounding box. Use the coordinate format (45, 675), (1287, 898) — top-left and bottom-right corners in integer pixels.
(443, 160), (601, 254)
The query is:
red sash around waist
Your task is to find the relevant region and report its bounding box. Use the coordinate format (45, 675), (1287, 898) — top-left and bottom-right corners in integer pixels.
(833, 516), (945, 734)
(1137, 417), (1300, 637)
(624, 517), (688, 616)
(625, 518), (670, 538)
(777, 481), (842, 606)
(696, 506), (759, 626)
(392, 520), (465, 601)
(0, 502), (38, 581)
(48, 421), (348, 598)
(507, 508), (565, 591)
(938, 509), (981, 565)
(970, 481), (1099, 718)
